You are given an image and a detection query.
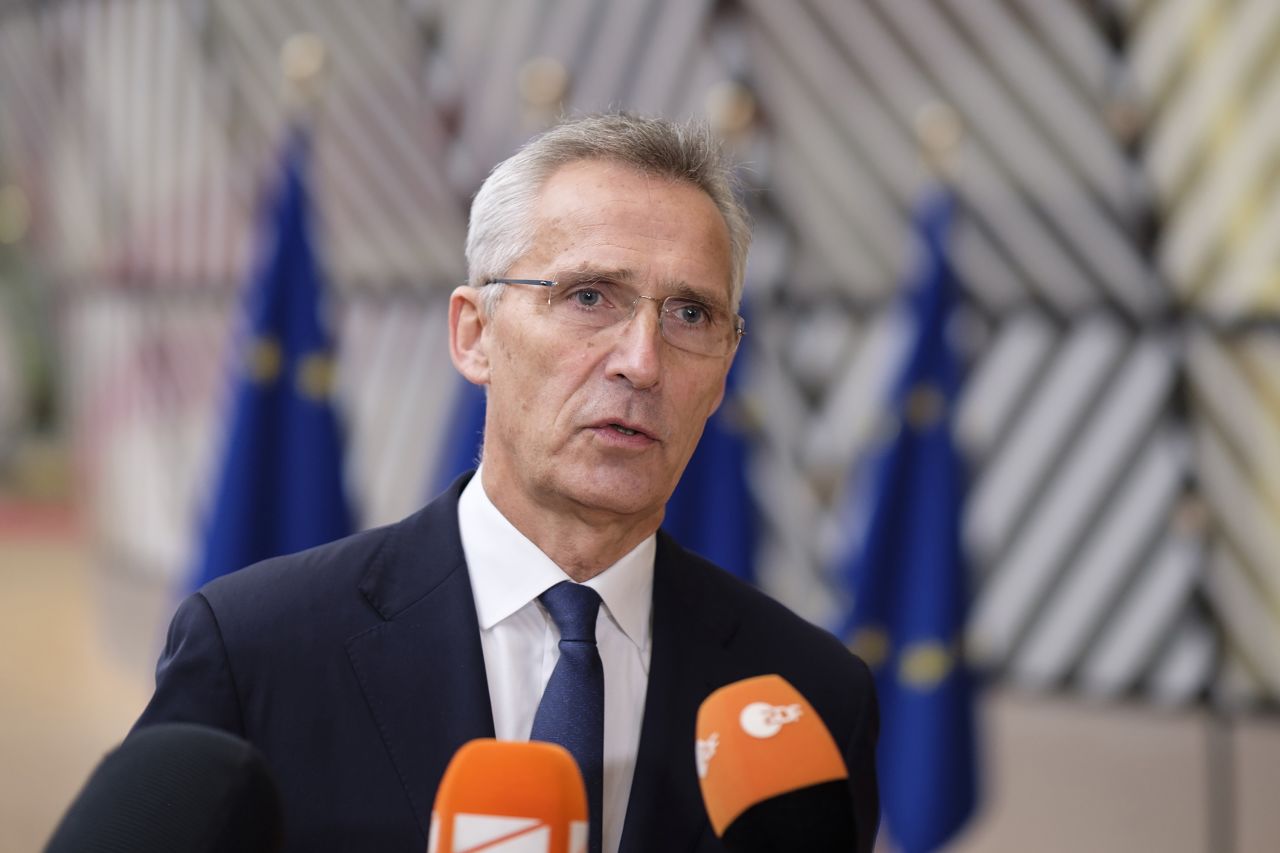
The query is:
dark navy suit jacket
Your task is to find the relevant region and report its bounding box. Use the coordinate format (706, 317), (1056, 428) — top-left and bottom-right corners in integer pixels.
(134, 473), (879, 852)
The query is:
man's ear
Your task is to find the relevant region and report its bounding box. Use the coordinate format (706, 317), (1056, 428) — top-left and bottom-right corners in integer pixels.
(449, 286), (490, 385)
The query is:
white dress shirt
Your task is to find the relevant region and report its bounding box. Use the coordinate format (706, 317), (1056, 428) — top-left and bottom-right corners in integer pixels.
(457, 469), (654, 853)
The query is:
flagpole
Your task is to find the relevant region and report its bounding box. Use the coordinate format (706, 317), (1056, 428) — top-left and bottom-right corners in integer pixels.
(188, 29), (352, 590)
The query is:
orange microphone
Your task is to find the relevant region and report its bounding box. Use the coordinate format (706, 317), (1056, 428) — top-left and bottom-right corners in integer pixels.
(428, 739), (588, 853)
(695, 674), (858, 852)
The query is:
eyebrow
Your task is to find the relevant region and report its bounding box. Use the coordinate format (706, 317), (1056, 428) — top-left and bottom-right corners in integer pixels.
(551, 266), (730, 311)
(552, 266), (637, 286)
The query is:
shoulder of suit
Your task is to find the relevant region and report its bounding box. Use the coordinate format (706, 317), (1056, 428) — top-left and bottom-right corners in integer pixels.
(659, 534), (860, 670)
(196, 506), (432, 630)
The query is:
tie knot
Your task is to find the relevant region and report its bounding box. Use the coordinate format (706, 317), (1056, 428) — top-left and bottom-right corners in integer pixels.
(539, 581), (601, 642)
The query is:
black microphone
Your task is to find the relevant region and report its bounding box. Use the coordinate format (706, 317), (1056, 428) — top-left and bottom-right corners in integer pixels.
(45, 722), (283, 853)
(695, 675), (860, 852)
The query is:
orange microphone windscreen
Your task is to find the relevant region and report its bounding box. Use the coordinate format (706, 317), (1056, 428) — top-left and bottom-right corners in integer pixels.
(428, 739), (588, 853)
(694, 674), (850, 837)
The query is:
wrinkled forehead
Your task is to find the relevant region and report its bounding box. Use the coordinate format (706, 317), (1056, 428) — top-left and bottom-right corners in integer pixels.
(524, 159), (735, 298)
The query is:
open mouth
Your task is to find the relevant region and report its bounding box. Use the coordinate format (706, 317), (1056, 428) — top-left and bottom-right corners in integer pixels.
(610, 424), (639, 436)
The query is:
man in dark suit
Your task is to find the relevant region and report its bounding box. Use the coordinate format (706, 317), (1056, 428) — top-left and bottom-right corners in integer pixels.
(135, 113), (878, 853)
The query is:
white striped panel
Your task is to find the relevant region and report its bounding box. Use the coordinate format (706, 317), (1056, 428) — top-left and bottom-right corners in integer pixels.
(208, 0), (283, 154)
(742, 215), (791, 302)
(19, 7), (103, 273)
(767, 147), (886, 296)
(223, 0), (427, 287)
(752, 319), (830, 469)
(1010, 429), (1186, 688)
(0, 15), (56, 164)
(954, 313), (1053, 459)
(805, 0), (1096, 312)
(744, 0), (918, 201)
(750, 447), (830, 618)
(966, 318), (1125, 563)
(1129, 0), (1205, 103)
(97, 0), (133, 270)
(1147, 613), (1216, 706)
(1146, 0), (1280, 197)
(569, 0), (654, 114)
(750, 318), (832, 616)
(668, 42), (731, 123)
(749, 24), (907, 281)
(151, 1), (191, 282)
(1194, 416), (1280, 607)
(877, 0), (1160, 315)
(625, 0), (711, 115)
(1202, 183), (1280, 317)
(755, 55), (902, 290)
(126, 0), (155, 278)
(954, 0), (1136, 215)
(1203, 544), (1280, 695)
(784, 309), (856, 394)
(335, 299), (391, 520)
(458, 0), (542, 184)
(338, 295), (453, 527)
(324, 0), (463, 216)
(540, 0), (607, 71)
(176, 31), (209, 286)
(745, 23), (937, 297)
(970, 336), (1176, 667)
(801, 309), (912, 476)
(956, 156), (1102, 312)
(1214, 644), (1266, 710)
(1236, 335), (1280, 404)
(750, 451), (834, 628)
(1012, 0), (1113, 100)
(753, 0), (1061, 313)
(442, 0), (503, 108)
(1078, 532), (1201, 698)
(1157, 63), (1280, 293)
(1187, 332), (1280, 509)
(948, 216), (1026, 313)
(279, 0), (464, 283)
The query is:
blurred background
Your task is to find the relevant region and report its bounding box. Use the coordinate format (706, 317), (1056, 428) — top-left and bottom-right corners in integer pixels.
(2, 0), (1280, 850)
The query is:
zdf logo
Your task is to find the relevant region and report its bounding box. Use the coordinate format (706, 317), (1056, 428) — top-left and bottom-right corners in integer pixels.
(738, 702), (803, 739)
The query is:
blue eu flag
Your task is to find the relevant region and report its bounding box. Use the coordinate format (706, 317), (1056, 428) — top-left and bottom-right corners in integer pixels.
(191, 132), (353, 589)
(431, 378), (487, 495)
(839, 192), (978, 852)
(663, 354), (756, 582)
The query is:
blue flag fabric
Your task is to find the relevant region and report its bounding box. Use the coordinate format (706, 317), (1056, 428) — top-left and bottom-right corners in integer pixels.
(191, 132), (353, 589)
(431, 334), (755, 583)
(662, 354), (755, 582)
(431, 377), (487, 496)
(838, 191), (978, 852)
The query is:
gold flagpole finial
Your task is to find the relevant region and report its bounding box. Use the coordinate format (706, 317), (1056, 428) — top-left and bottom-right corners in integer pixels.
(913, 100), (964, 182)
(280, 32), (328, 117)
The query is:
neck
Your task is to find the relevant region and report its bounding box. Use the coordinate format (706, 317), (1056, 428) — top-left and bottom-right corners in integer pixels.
(479, 468), (662, 582)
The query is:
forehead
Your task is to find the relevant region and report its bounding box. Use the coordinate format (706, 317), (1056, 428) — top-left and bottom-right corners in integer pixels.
(520, 159), (733, 302)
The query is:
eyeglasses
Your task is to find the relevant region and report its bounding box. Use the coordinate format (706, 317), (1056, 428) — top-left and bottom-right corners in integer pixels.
(485, 277), (745, 358)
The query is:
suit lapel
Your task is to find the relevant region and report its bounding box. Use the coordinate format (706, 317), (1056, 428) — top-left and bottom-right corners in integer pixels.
(345, 474), (495, 842)
(620, 534), (739, 853)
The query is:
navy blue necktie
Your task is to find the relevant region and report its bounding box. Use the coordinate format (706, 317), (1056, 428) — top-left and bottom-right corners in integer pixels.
(530, 581), (604, 853)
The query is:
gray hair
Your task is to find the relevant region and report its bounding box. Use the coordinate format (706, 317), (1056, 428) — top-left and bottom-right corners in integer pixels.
(465, 113), (752, 315)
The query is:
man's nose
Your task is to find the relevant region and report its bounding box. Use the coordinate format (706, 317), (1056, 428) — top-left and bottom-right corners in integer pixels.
(605, 296), (663, 389)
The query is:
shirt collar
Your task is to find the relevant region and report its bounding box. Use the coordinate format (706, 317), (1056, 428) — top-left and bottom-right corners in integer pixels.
(457, 467), (654, 654)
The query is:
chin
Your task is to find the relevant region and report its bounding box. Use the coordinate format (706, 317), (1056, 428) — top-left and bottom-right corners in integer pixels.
(558, 467), (671, 518)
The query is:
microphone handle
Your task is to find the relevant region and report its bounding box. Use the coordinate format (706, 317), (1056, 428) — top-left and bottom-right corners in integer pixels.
(720, 780), (858, 853)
